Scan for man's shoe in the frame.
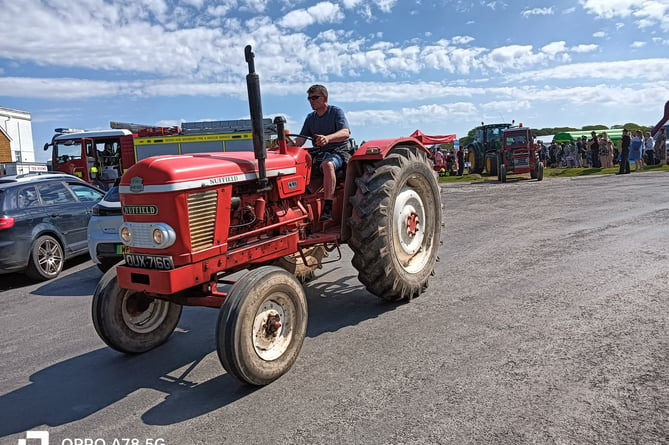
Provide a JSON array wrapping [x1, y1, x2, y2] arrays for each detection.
[[320, 200, 333, 221]]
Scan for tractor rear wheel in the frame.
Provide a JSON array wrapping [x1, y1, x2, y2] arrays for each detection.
[[348, 145, 441, 301], [486, 154, 498, 176], [92, 266, 182, 353], [216, 266, 307, 386], [468, 149, 483, 174]]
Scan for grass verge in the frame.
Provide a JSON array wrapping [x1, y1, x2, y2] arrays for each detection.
[[438, 163, 669, 183]]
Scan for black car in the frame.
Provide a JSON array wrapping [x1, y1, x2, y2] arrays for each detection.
[[0, 172, 105, 280]]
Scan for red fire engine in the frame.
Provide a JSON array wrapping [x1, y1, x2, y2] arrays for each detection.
[[44, 120, 267, 189]]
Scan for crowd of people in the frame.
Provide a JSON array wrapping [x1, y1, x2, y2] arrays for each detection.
[[540, 128, 667, 172]]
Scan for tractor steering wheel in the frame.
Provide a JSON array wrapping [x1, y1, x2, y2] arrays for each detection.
[[286, 134, 318, 152]]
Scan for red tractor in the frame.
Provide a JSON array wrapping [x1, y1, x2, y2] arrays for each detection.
[[497, 125, 544, 182], [91, 45, 442, 386]]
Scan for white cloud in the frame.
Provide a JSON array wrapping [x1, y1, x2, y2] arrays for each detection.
[[541, 41, 567, 56], [571, 44, 599, 53], [521, 7, 554, 18], [484, 1, 508, 11], [451, 35, 475, 45], [507, 58, 669, 82], [278, 2, 345, 30], [580, 0, 669, 31]]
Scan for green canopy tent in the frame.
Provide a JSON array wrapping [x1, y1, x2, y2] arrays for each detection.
[[552, 132, 574, 143], [551, 129, 623, 144]]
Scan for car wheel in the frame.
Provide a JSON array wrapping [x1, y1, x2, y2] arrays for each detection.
[[25, 235, 64, 281]]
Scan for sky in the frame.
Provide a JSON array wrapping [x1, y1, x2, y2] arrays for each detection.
[[1, 0, 669, 163]]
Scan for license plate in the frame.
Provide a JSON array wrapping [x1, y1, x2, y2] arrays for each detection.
[[116, 244, 130, 255], [124, 254, 174, 270]]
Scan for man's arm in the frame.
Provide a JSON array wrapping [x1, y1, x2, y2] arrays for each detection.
[[314, 128, 350, 147]]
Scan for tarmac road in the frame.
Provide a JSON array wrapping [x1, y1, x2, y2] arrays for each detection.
[[1, 171, 667, 445]]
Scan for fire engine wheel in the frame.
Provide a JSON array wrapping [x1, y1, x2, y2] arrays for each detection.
[[25, 235, 64, 281], [349, 145, 441, 301], [536, 162, 545, 181], [216, 266, 308, 386], [272, 245, 327, 282], [91, 267, 182, 354]]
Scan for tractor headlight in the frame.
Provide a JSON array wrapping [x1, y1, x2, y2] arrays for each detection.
[[119, 222, 176, 249], [153, 229, 164, 245], [149, 224, 176, 248], [120, 225, 132, 243]]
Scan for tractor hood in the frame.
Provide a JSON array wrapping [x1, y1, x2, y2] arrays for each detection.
[[119, 151, 301, 194]]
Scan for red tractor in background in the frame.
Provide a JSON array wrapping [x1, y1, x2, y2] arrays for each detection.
[[497, 125, 544, 182], [91, 45, 442, 386]]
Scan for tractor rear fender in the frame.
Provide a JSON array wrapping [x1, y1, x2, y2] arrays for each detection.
[[340, 137, 429, 242]]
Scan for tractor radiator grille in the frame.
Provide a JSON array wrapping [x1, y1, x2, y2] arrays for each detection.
[[188, 190, 218, 251]]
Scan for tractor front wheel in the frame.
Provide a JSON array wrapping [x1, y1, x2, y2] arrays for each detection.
[[499, 163, 507, 182], [216, 266, 308, 386], [349, 145, 441, 301], [91, 266, 182, 353]]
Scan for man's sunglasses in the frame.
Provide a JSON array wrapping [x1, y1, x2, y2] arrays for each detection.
[[308, 95, 322, 101]]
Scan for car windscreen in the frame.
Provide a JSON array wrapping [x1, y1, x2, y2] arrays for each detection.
[[103, 185, 120, 203]]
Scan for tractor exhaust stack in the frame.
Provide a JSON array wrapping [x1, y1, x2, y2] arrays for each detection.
[[245, 45, 268, 188]]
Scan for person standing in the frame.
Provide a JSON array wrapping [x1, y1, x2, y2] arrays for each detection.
[[292, 84, 351, 221], [434, 148, 444, 171], [588, 131, 601, 168], [549, 140, 558, 167], [580, 136, 589, 167], [654, 128, 667, 165], [630, 130, 643, 171], [598, 132, 613, 168], [576, 138, 583, 167], [618, 128, 631, 174], [643, 131, 655, 166], [565, 141, 575, 167], [457, 147, 465, 176]]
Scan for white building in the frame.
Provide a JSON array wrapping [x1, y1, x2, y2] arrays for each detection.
[[0, 106, 36, 163]]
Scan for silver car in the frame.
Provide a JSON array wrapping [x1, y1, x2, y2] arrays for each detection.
[[0, 172, 104, 280], [87, 183, 124, 272]]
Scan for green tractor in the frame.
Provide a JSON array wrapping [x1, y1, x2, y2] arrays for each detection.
[[466, 122, 513, 175]]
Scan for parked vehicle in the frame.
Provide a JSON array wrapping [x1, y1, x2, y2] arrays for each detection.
[[466, 122, 513, 175], [87, 182, 124, 272], [497, 125, 544, 182], [44, 120, 271, 190], [0, 172, 104, 280]]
